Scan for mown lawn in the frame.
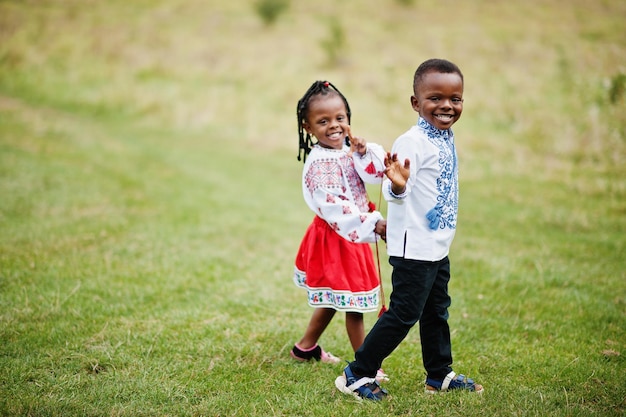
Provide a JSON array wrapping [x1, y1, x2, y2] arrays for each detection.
[[1, 0, 624, 416]]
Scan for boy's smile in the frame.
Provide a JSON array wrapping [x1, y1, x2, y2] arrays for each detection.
[[411, 71, 464, 131]]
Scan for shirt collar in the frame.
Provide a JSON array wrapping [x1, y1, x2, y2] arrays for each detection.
[[417, 117, 452, 140]]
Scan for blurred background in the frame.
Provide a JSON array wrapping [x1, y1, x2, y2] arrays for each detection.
[[2, 0, 624, 159]]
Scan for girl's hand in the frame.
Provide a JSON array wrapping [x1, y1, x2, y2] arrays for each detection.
[[346, 126, 367, 155], [374, 219, 387, 241], [384, 152, 411, 194]]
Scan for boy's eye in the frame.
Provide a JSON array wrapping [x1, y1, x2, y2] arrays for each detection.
[[452, 98, 462, 103]]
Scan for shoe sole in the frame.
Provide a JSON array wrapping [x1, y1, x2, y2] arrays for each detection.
[[290, 349, 341, 364], [290, 351, 310, 362], [321, 353, 341, 364], [334, 375, 362, 401], [425, 385, 484, 394]]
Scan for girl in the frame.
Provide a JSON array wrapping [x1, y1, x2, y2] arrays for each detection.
[[291, 81, 387, 381]]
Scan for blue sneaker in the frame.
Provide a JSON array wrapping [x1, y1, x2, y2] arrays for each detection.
[[425, 371, 483, 394], [334, 364, 388, 401]]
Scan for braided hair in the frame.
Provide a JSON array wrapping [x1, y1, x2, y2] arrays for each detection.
[[296, 80, 351, 163]]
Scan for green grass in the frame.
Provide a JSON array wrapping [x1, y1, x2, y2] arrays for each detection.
[[1, 0, 625, 416]]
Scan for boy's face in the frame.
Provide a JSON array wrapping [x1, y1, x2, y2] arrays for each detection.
[[411, 71, 464, 130], [303, 95, 350, 150]]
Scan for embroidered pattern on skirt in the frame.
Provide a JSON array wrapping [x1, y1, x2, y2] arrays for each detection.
[[294, 268, 379, 313]]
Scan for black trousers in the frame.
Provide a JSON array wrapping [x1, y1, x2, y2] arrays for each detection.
[[351, 256, 453, 380]]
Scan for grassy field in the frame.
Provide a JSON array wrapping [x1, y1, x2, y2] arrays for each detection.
[[1, 0, 625, 416]]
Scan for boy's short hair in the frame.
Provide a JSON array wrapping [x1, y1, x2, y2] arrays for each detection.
[[413, 59, 463, 93]]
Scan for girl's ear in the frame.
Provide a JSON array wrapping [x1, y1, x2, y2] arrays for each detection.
[[302, 121, 312, 135]]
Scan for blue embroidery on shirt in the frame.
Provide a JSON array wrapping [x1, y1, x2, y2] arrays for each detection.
[[418, 118, 458, 230]]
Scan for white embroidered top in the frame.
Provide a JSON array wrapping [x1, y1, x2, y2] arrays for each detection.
[[302, 143, 387, 243], [383, 118, 459, 261]]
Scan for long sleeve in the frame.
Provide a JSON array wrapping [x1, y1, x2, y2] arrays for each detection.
[[352, 143, 386, 185], [383, 122, 458, 261], [382, 136, 415, 204], [302, 146, 383, 244]]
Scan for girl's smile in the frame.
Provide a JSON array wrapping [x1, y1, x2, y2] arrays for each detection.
[[303, 95, 350, 150]]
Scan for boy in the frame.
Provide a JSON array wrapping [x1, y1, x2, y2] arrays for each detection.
[[335, 59, 483, 401]]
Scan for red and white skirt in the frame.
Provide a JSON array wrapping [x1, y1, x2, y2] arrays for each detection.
[[293, 216, 380, 313]]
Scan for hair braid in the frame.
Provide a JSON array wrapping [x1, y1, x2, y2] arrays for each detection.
[[296, 80, 351, 163]]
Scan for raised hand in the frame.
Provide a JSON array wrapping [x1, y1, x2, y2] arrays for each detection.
[[384, 152, 410, 194], [346, 126, 367, 156]]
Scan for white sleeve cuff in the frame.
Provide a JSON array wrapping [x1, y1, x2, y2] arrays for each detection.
[[388, 181, 408, 200]]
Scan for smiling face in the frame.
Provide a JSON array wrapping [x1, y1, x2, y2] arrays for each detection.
[[302, 94, 349, 150], [411, 71, 464, 130]]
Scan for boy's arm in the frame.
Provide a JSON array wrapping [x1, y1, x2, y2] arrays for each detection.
[[384, 152, 411, 197]]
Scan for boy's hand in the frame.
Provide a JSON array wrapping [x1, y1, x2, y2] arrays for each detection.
[[346, 126, 367, 155], [384, 152, 410, 194]]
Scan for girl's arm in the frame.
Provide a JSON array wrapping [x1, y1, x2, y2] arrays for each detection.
[[304, 159, 383, 244], [346, 129, 386, 184], [352, 142, 387, 184]]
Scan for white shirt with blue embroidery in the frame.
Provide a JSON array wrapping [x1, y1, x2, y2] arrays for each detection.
[[383, 118, 459, 261]]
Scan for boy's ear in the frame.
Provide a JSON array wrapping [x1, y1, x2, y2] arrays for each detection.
[[410, 95, 420, 113]]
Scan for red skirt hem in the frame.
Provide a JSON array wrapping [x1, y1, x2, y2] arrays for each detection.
[[293, 216, 380, 312]]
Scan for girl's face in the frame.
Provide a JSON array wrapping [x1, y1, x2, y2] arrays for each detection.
[[303, 95, 349, 150], [411, 71, 464, 130]]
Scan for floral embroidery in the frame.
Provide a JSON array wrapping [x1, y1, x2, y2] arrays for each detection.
[[339, 155, 369, 212], [293, 268, 379, 312], [302, 146, 383, 246], [418, 118, 458, 230], [294, 145, 384, 314], [305, 159, 343, 194], [304, 149, 374, 216]]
